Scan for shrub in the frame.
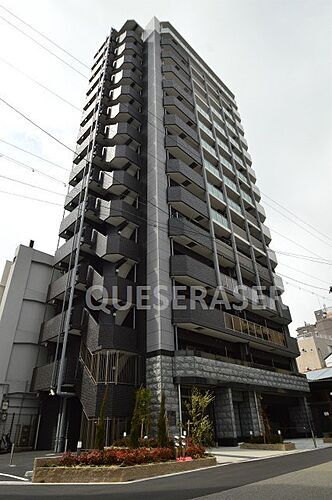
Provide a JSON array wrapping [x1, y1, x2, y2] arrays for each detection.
[[185, 445, 205, 459], [112, 436, 130, 448], [248, 434, 283, 444], [58, 447, 176, 467]]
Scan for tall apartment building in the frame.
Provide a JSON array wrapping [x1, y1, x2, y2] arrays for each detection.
[[0, 243, 53, 448], [32, 18, 309, 450]]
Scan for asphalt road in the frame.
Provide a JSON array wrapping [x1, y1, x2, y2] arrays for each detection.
[[0, 447, 331, 499]]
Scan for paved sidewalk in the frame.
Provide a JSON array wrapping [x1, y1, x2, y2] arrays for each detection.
[[208, 437, 332, 464], [0, 450, 56, 481], [194, 460, 332, 499]]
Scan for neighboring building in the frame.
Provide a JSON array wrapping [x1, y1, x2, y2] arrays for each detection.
[[0, 243, 53, 448], [296, 308, 332, 373], [325, 353, 332, 368], [306, 368, 332, 437], [32, 18, 309, 450]]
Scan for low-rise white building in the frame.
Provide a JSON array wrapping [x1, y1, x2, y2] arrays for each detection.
[[0, 243, 53, 448]]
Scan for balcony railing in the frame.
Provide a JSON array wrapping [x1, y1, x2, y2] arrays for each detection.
[[201, 139, 217, 158], [196, 105, 211, 122], [224, 176, 239, 193], [211, 208, 230, 230], [203, 159, 221, 179], [219, 155, 235, 173], [224, 312, 286, 346], [208, 183, 225, 203], [228, 197, 243, 215], [199, 121, 214, 139], [241, 189, 254, 205]]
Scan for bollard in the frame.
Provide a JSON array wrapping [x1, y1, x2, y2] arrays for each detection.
[[9, 443, 15, 467]]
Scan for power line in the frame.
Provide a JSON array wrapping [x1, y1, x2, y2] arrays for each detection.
[[1, 94, 330, 269], [261, 191, 332, 245], [0, 138, 71, 172], [282, 280, 332, 303], [0, 14, 88, 79], [0, 4, 90, 69], [278, 273, 329, 292], [0, 189, 63, 207], [264, 198, 332, 249], [0, 174, 65, 196], [0, 56, 81, 111], [0, 152, 67, 186], [270, 226, 329, 262], [1, 10, 330, 261], [0, 96, 78, 156], [274, 250, 331, 264], [1, 167, 331, 298], [278, 262, 331, 285]]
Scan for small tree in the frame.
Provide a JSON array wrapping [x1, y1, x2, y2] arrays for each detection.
[[129, 386, 151, 448], [157, 392, 168, 447], [185, 387, 214, 446], [261, 406, 273, 444], [95, 385, 108, 450]]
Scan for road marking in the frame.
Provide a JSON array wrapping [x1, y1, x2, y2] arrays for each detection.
[[0, 472, 28, 481]]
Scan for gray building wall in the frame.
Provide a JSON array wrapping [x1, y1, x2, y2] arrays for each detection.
[[0, 244, 53, 446]]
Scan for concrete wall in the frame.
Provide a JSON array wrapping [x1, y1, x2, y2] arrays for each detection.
[[0, 244, 53, 445]]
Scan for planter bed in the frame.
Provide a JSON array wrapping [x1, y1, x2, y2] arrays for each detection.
[[32, 456, 216, 483], [323, 437, 332, 443], [240, 442, 295, 451]]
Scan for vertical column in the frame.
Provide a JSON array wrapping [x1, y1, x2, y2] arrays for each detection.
[[144, 18, 177, 434], [240, 391, 261, 436], [214, 387, 237, 445]]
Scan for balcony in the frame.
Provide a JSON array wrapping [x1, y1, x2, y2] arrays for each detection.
[[161, 48, 190, 76], [215, 240, 235, 265], [95, 232, 141, 263], [165, 135, 201, 165], [115, 40, 142, 59], [107, 103, 142, 125], [169, 217, 212, 258], [99, 199, 140, 227], [101, 145, 142, 171], [31, 361, 76, 392], [112, 54, 142, 74], [162, 64, 191, 89], [163, 79, 194, 107], [59, 197, 99, 239], [170, 254, 217, 289], [256, 203, 266, 222], [224, 312, 286, 347], [167, 185, 208, 221], [173, 300, 226, 334], [54, 226, 94, 268], [109, 85, 143, 106], [238, 251, 255, 275], [274, 273, 284, 293], [48, 262, 89, 302], [111, 69, 143, 89], [163, 95, 196, 123], [166, 159, 204, 193], [116, 30, 142, 46], [208, 183, 226, 209], [164, 114, 199, 145], [267, 248, 278, 268], [40, 306, 83, 344], [211, 209, 231, 236], [161, 33, 189, 62]]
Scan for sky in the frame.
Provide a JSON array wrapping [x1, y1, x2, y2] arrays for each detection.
[[0, 0, 331, 336]]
